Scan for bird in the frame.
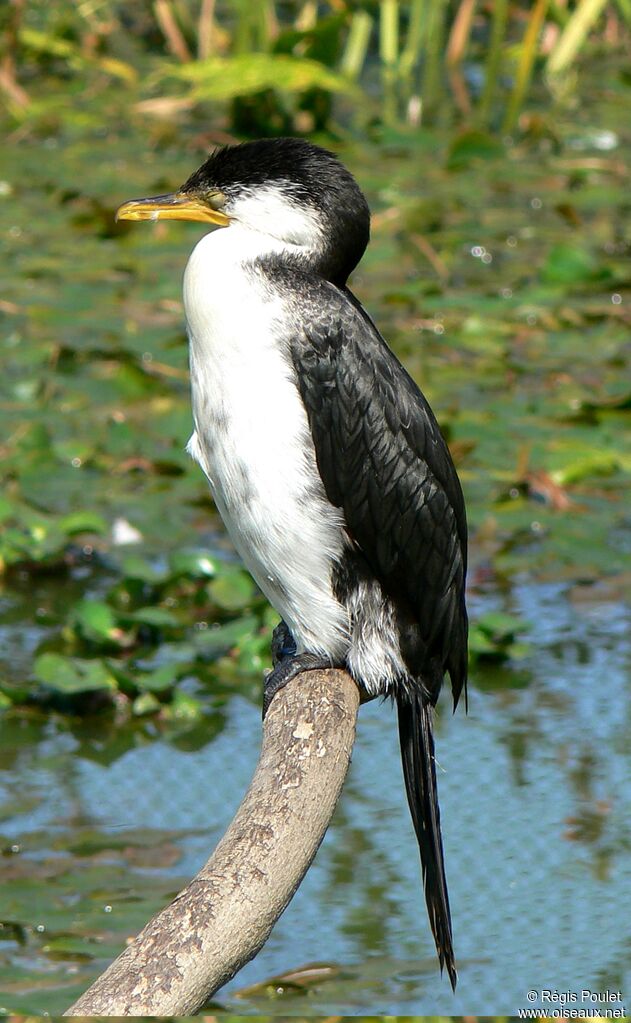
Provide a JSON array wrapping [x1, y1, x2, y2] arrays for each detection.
[[116, 137, 468, 989]]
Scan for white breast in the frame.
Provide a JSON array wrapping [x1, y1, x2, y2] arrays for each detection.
[[183, 226, 349, 661]]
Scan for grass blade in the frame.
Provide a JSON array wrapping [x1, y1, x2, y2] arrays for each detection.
[[340, 10, 373, 81], [502, 0, 549, 133], [477, 0, 508, 125], [547, 0, 609, 73]]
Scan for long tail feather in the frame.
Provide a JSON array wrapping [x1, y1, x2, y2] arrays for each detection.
[[397, 689, 456, 990]]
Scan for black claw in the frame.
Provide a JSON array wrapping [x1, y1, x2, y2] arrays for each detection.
[[263, 651, 335, 718]]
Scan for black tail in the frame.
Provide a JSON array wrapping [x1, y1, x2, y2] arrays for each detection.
[[397, 689, 456, 990]]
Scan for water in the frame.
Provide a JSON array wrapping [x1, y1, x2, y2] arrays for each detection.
[[1, 581, 629, 1015]]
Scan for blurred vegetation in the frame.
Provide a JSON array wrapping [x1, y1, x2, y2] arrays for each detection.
[[0, 0, 630, 134], [1, 0, 630, 718]]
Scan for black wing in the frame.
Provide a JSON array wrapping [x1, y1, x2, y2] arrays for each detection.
[[288, 276, 468, 706], [283, 271, 467, 985]]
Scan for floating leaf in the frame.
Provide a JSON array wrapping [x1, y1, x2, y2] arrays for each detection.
[[132, 692, 161, 716], [33, 654, 117, 695], [168, 550, 217, 578], [193, 616, 259, 656], [136, 664, 181, 693], [470, 612, 531, 663], [552, 452, 622, 485], [119, 555, 169, 584], [478, 611, 529, 639], [541, 243, 597, 284], [42, 935, 96, 961], [234, 632, 269, 676], [124, 606, 181, 628], [57, 511, 108, 535], [207, 570, 257, 611], [69, 600, 119, 643], [166, 691, 203, 721]]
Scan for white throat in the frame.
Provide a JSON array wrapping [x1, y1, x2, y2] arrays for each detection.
[[182, 222, 293, 345], [182, 217, 350, 663]]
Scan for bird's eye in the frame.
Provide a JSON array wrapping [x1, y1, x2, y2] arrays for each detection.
[[206, 190, 226, 211]]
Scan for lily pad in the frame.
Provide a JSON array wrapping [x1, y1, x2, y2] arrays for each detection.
[[32, 653, 117, 696]]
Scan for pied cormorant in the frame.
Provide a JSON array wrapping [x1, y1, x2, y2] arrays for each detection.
[[117, 138, 468, 989]]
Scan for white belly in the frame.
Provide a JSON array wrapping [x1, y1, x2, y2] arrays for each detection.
[[183, 229, 349, 660]]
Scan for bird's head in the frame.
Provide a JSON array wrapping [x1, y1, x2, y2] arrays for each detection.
[[116, 138, 370, 286]]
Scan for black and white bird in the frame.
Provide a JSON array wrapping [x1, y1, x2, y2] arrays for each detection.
[[117, 138, 468, 989]]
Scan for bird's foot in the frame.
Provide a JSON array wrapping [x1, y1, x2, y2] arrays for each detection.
[[271, 619, 297, 667], [263, 647, 336, 719]]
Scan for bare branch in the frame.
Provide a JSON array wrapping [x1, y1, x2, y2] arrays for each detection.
[[64, 668, 360, 1017]]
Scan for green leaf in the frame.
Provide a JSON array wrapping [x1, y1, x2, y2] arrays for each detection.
[[119, 555, 169, 584], [33, 654, 117, 695], [0, 497, 15, 524], [18, 27, 137, 83], [125, 606, 181, 628], [193, 616, 259, 656], [552, 451, 622, 485], [132, 692, 161, 716], [57, 511, 108, 535], [478, 611, 529, 639], [41, 935, 96, 961], [160, 53, 357, 102], [508, 641, 531, 660], [168, 550, 217, 578], [469, 627, 498, 655], [70, 600, 118, 642], [136, 664, 181, 693], [207, 570, 256, 611], [541, 243, 597, 284], [235, 632, 269, 675], [0, 677, 32, 705], [166, 691, 202, 721]]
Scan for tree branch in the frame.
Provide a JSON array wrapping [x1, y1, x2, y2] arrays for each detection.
[[64, 668, 360, 1017]]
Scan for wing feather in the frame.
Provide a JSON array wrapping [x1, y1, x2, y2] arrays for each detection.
[[284, 274, 468, 704]]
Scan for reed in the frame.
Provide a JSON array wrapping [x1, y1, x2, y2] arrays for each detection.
[[2, 0, 628, 134]]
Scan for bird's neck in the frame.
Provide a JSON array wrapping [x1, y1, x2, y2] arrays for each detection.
[[190, 223, 324, 278], [183, 225, 330, 328], [182, 226, 302, 354]]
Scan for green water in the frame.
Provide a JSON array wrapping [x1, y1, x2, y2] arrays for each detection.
[[1, 56, 630, 1015]]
